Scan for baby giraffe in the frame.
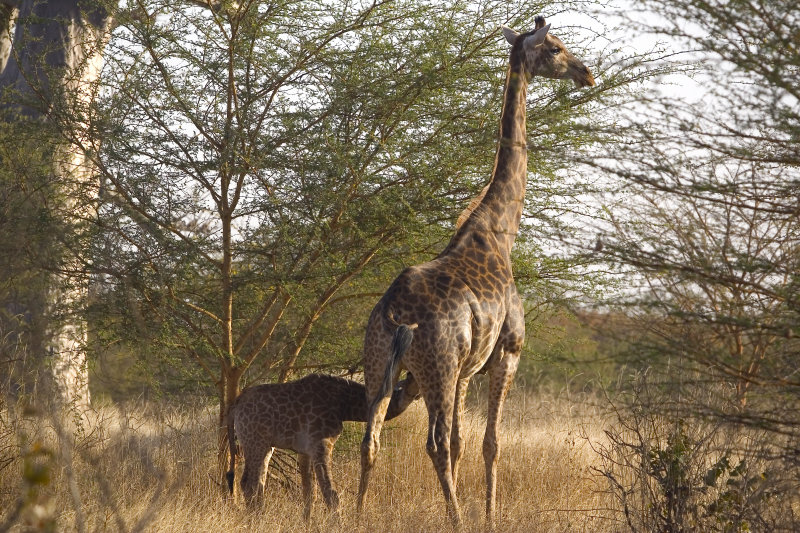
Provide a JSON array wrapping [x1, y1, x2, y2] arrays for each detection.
[[226, 373, 419, 520]]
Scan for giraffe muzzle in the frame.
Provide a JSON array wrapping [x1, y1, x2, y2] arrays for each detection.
[[573, 65, 596, 88]]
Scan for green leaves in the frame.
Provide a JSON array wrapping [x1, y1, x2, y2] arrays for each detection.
[[89, 1, 573, 392]]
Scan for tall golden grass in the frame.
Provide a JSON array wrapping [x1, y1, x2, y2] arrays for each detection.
[[0, 386, 620, 532]]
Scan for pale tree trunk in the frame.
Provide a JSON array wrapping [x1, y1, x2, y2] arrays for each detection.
[[0, 4, 15, 72], [0, 0, 113, 410]]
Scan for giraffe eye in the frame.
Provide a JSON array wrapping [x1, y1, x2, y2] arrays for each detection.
[[550, 47, 561, 55]]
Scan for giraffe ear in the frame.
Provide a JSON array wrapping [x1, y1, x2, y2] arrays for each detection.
[[501, 25, 519, 45], [527, 23, 550, 47]]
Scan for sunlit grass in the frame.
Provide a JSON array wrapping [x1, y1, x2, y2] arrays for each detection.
[[0, 387, 619, 532]]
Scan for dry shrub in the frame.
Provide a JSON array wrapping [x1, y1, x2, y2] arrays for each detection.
[[592, 372, 800, 533]]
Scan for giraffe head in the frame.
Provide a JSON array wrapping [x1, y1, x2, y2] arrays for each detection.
[[502, 16, 595, 88]]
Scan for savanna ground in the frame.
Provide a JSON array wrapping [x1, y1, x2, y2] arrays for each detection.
[[0, 382, 619, 533]]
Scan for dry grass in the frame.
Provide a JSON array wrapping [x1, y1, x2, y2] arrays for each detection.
[[0, 387, 621, 532]]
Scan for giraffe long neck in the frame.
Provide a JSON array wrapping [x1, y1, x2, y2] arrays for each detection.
[[446, 48, 528, 255]]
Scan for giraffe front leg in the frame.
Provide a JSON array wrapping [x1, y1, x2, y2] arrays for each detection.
[[483, 348, 519, 529], [298, 454, 316, 521]]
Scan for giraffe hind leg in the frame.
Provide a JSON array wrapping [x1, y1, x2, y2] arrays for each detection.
[[299, 453, 315, 521], [358, 325, 412, 511], [357, 392, 393, 512], [451, 376, 470, 488], [423, 383, 463, 529]]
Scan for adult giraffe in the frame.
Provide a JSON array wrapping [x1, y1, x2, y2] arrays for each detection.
[[356, 17, 595, 528]]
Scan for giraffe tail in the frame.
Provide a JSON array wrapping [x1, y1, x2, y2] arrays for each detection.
[[375, 324, 416, 407], [225, 407, 237, 495]]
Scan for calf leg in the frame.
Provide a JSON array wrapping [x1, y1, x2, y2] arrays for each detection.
[[312, 439, 340, 515], [298, 454, 315, 521]]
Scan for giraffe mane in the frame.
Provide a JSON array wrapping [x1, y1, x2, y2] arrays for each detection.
[[455, 183, 490, 229]]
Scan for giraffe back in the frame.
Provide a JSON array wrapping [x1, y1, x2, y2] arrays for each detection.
[[231, 374, 419, 456]]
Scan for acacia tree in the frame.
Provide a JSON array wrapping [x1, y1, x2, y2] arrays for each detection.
[[76, 0, 548, 426], [598, 161, 797, 403], [581, 0, 800, 459], [555, 5, 800, 527], [0, 0, 673, 418], [74, 0, 656, 427]]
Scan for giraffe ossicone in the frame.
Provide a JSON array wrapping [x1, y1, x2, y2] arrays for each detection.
[[357, 16, 594, 529]]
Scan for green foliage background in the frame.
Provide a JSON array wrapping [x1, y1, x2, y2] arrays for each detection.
[[58, 0, 647, 401]]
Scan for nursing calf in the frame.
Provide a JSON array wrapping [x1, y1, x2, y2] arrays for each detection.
[[226, 373, 419, 519]]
